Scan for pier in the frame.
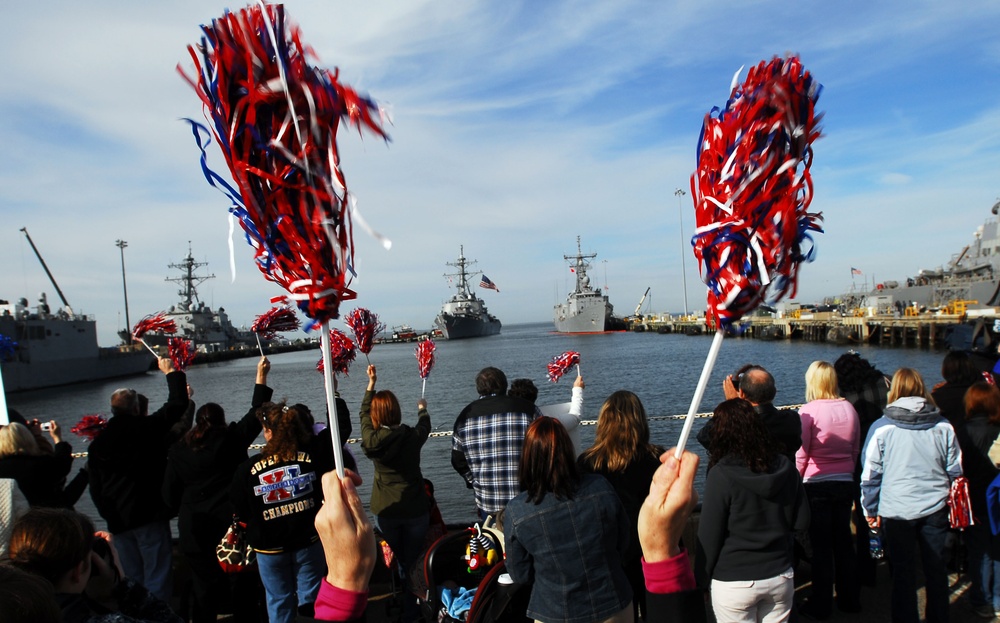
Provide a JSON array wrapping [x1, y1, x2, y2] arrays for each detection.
[[624, 307, 999, 348]]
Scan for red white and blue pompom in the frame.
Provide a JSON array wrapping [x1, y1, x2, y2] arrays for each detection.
[[132, 313, 177, 341], [415, 339, 436, 380], [71, 414, 108, 441], [546, 351, 580, 383], [168, 338, 197, 372], [251, 306, 301, 341], [345, 308, 385, 355], [179, 3, 389, 325], [316, 329, 356, 376], [0, 334, 17, 361], [691, 55, 824, 326]]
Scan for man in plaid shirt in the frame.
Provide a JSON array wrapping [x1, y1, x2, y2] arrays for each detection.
[[452, 367, 540, 519]]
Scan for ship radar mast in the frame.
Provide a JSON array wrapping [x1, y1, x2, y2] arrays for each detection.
[[166, 243, 215, 313], [564, 236, 598, 294], [444, 245, 482, 300]]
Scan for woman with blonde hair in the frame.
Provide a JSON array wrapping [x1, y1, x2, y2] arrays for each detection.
[[579, 390, 664, 620], [231, 401, 334, 623], [0, 420, 79, 508], [795, 361, 861, 619], [359, 364, 430, 623], [861, 368, 961, 623]]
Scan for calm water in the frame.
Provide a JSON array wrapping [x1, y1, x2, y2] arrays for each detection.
[[8, 322, 949, 527]]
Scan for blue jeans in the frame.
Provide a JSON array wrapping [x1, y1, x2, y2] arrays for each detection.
[[883, 508, 951, 623], [256, 541, 326, 623], [114, 520, 173, 603], [804, 481, 860, 614], [966, 522, 1000, 611], [376, 513, 429, 623]]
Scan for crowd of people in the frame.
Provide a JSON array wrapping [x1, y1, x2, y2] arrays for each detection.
[[1, 348, 999, 623]]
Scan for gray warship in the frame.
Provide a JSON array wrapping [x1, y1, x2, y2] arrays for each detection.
[[433, 246, 501, 340], [139, 247, 257, 352], [832, 200, 1000, 312], [1, 229, 150, 393], [553, 236, 626, 333]]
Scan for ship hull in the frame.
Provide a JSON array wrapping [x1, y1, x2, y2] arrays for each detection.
[[0, 316, 151, 393], [436, 313, 501, 340], [554, 298, 625, 333], [864, 279, 1000, 309]]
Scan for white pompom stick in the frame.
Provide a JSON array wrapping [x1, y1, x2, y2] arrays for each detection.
[[675, 329, 725, 459], [320, 321, 345, 478]]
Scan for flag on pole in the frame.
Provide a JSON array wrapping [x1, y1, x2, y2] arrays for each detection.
[[480, 275, 500, 292], [851, 267, 863, 275]]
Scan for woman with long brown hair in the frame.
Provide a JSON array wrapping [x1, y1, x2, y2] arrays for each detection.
[[506, 416, 633, 623], [359, 364, 431, 623], [162, 356, 272, 623], [697, 398, 808, 623], [578, 390, 664, 620], [230, 393, 334, 623], [860, 368, 961, 623]]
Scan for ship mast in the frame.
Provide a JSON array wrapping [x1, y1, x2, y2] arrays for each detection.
[[564, 236, 597, 294], [444, 245, 482, 299], [166, 243, 215, 312]]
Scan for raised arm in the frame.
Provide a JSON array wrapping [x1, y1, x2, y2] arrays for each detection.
[[150, 357, 190, 433], [234, 357, 272, 445]]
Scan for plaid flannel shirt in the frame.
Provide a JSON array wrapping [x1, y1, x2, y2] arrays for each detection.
[[452, 394, 539, 514]]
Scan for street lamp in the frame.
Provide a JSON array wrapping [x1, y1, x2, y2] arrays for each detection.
[[115, 240, 131, 345], [674, 188, 689, 316]]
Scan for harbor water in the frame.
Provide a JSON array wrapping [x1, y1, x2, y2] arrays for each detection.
[[8, 322, 951, 528]]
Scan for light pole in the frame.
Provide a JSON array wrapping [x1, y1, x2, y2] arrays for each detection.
[[675, 188, 689, 316], [115, 240, 131, 345]]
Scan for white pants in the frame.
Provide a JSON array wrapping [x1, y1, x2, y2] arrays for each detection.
[[710, 568, 795, 623]]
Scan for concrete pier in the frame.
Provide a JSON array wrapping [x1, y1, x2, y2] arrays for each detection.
[[624, 310, 990, 348]]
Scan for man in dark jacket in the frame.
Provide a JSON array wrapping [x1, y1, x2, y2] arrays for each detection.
[[697, 364, 802, 462], [87, 356, 190, 603], [451, 367, 539, 519]]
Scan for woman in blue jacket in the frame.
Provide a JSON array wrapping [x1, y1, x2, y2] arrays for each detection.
[[861, 368, 962, 623], [505, 416, 633, 623]]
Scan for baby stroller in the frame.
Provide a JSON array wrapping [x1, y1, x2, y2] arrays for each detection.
[[415, 524, 522, 623]]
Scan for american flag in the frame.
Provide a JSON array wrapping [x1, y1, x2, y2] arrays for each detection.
[[851, 267, 863, 276], [480, 275, 500, 292]]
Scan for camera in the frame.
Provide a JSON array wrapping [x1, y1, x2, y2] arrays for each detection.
[[40, 422, 53, 432], [90, 537, 118, 580]]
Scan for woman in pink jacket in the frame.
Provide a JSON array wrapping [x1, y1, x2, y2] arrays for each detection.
[[796, 360, 862, 620]]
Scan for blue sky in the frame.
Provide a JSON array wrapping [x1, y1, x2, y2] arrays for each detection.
[[1, 1, 999, 345]]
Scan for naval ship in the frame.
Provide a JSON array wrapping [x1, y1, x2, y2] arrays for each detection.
[[1, 229, 150, 393], [832, 200, 1000, 312], [433, 247, 501, 340], [138, 247, 257, 352], [554, 237, 626, 333]]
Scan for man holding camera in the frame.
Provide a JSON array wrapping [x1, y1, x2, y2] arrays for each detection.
[[697, 364, 802, 462]]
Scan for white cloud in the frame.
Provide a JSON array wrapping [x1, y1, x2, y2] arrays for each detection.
[[1, 0, 999, 344]]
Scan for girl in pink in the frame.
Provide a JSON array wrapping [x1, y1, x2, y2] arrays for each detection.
[[795, 360, 862, 620]]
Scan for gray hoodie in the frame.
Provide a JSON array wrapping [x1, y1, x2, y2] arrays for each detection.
[[860, 396, 962, 521]]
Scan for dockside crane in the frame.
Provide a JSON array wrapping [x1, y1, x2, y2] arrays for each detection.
[[19, 227, 75, 319], [632, 287, 651, 320]]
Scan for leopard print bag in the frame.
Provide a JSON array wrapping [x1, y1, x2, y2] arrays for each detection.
[[216, 515, 256, 573]]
